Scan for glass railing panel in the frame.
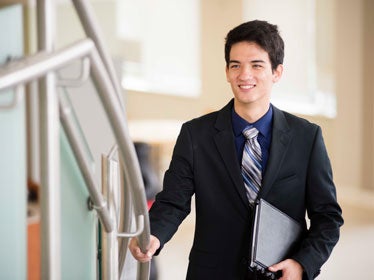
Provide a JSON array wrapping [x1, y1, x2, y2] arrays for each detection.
[[59, 87, 95, 170], [0, 90, 27, 280], [0, 4, 27, 280], [57, 62, 117, 185], [60, 126, 97, 280], [58, 64, 120, 278], [58, 81, 111, 279]]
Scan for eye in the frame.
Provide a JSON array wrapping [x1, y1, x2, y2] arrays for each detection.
[[230, 64, 239, 69], [253, 64, 262, 69]]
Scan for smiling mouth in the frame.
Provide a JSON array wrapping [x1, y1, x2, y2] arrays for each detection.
[[239, 84, 255, 89]]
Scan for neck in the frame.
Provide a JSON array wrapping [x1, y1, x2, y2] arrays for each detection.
[[234, 100, 270, 123]]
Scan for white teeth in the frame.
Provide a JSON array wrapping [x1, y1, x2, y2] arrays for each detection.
[[240, 85, 255, 89]]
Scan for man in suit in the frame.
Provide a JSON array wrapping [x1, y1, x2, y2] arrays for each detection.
[[129, 20, 343, 280]]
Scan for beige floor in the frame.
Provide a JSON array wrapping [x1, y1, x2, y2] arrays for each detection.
[[155, 200, 374, 280]]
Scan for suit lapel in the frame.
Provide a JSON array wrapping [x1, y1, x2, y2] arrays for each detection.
[[213, 100, 250, 211], [260, 106, 292, 198]]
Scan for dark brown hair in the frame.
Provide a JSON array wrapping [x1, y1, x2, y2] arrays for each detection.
[[225, 20, 284, 71]]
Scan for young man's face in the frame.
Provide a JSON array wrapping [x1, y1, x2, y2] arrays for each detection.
[[226, 41, 283, 111]]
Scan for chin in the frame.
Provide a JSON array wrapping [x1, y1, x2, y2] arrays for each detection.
[[236, 96, 259, 104]]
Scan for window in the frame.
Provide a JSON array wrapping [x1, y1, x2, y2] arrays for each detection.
[[243, 0, 336, 117], [117, 0, 201, 97]]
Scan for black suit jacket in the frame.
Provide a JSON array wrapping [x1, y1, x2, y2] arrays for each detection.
[[149, 99, 343, 280]]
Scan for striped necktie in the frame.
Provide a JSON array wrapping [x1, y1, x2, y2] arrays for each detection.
[[241, 126, 262, 204]]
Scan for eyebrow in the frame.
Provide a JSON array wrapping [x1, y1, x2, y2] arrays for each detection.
[[228, 59, 266, 64], [250, 59, 266, 64], [228, 60, 240, 64]]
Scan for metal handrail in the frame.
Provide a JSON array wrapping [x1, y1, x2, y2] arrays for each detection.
[[103, 145, 135, 278], [0, 40, 94, 90], [0, 38, 151, 279], [110, 149, 145, 236], [59, 90, 114, 233], [102, 144, 148, 280]]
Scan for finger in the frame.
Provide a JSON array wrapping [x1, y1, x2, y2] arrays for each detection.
[[134, 248, 152, 263], [268, 261, 284, 272], [128, 239, 152, 262], [128, 238, 140, 254], [146, 237, 160, 257]]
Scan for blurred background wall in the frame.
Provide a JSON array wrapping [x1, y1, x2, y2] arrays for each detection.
[[33, 0, 373, 205]]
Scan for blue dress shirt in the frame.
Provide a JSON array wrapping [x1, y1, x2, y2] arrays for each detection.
[[231, 105, 273, 173]]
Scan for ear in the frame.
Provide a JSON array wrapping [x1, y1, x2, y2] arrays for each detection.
[[272, 64, 283, 83]]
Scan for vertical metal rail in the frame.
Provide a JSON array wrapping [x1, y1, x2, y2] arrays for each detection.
[[101, 148, 119, 280], [37, 0, 61, 279], [118, 156, 134, 278], [103, 145, 139, 279]]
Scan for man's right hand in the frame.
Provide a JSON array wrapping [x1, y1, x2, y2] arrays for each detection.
[[128, 235, 161, 263]]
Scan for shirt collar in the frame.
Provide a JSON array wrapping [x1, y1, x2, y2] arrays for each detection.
[[232, 105, 273, 138]]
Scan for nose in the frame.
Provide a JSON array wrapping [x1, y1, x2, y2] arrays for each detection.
[[238, 65, 253, 81]]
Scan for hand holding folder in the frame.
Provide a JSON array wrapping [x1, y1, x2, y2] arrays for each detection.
[[250, 199, 303, 280]]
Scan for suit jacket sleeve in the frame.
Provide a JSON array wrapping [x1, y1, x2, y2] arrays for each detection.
[[291, 126, 343, 279], [149, 123, 195, 252]]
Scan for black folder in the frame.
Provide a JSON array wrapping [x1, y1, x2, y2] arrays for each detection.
[[250, 199, 303, 279]]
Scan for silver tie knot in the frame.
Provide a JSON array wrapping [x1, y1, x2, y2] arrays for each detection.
[[243, 126, 259, 140]]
